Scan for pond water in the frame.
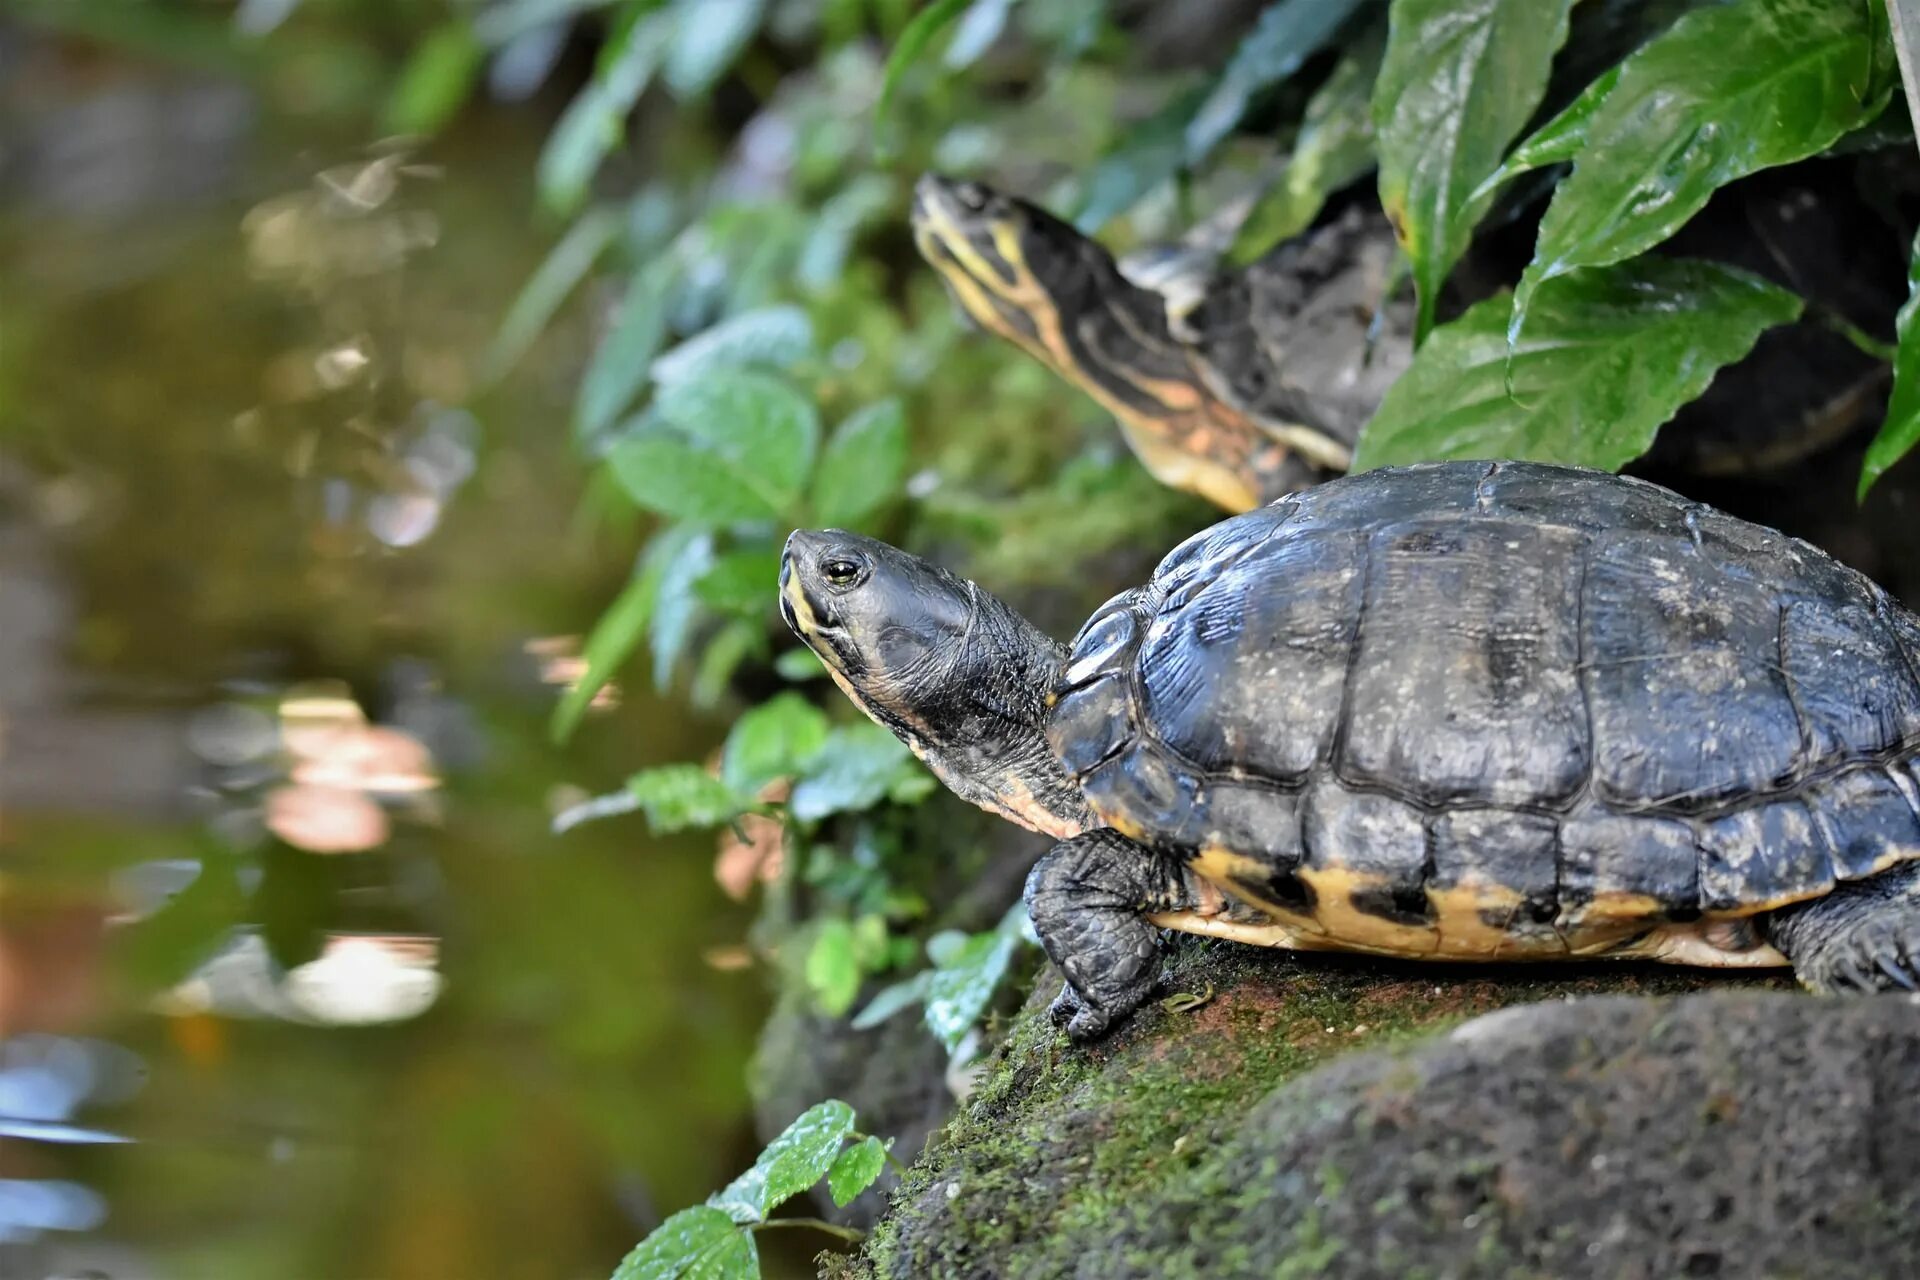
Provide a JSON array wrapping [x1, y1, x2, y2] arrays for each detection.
[[0, 33, 796, 1280]]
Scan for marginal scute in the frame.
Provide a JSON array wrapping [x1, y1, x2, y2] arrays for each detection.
[[1559, 810, 1699, 925], [1048, 676, 1135, 780], [1430, 809, 1558, 930], [1697, 799, 1833, 913], [1300, 779, 1427, 896], [1803, 766, 1920, 880], [1195, 780, 1302, 870]]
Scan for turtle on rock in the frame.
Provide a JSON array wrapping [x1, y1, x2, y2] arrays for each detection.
[[781, 461, 1920, 1039]]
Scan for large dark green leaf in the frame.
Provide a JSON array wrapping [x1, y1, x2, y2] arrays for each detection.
[[1374, 0, 1576, 344], [611, 1204, 737, 1280], [811, 399, 907, 527], [1860, 227, 1920, 500], [1183, 0, 1367, 164], [1230, 17, 1384, 264], [1510, 0, 1894, 340], [653, 372, 820, 513], [709, 1099, 856, 1223], [1354, 257, 1802, 472]]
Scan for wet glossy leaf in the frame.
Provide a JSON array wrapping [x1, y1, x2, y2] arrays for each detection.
[[1230, 17, 1383, 264], [1511, 0, 1894, 339], [1354, 257, 1802, 473], [875, 0, 974, 150], [654, 372, 820, 513], [805, 920, 863, 1015], [650, 529, 717, 686], [651, 305, 814, 386], [538, 9, 674, 214], [663, 0, 764, 96], [550, 525, 702, 743], [850, 973, 929, 1029], [710, 1099, 856, 1222], [611, 1204, 737, 1280], [924, 914, 1020, 1051], [487, 207, 620, 379], [1184, 0, 1366, 164], [384, 21, 484, 135], [811, 399, 907, 527], [625, 764, 747, 833], [1860, 228, 1920, 500], [692, 547, 783, 615], [681, 1229, 755, 1280], [827, 1136, 891, 1207], [576, 258, 679, 448], [721, 692, 830, 793], [1487, 63, 1619, 186], [1374, 0, 1575, 343], [607, 432, 783, 524], [789, 724, 930, 822]]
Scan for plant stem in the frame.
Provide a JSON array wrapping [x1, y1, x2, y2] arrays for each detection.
[[749, 1217, 865, 1244], [1816, 305, 1899, 363]]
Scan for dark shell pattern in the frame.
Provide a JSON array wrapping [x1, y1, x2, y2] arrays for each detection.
[[1046, 461, 1920, 955]]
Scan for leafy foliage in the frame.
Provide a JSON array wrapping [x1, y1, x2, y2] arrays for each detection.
[[853, 904, 1032, 1056], [1861, 229, 1920, 500]]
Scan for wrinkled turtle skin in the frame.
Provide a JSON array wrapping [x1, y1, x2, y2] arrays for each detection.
[[913, 153, 1914, 513], [782, 462, 1920, 1039]]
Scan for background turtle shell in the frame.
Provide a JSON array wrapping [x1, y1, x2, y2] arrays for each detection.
[[1046, 461, 1920, 952]]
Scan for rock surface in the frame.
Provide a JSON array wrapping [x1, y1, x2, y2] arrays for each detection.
[[839, 937, 1920, 1279]]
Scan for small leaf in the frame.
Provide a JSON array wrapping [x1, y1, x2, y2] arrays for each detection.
[[774, 648, 825, 681], [1374, 0, 1577, 344], [537, 9, 675, 213], [1481, 63, 1620, 192], [788, 724, 928, 822], [710, 1100, 857, 1223], [1184, 0, 1366, 164], [811, 399, 907, 527], [690, 617, 762, 710], [827, 1136, 892, 1207], [1230, 17, 1384, 264], [650, 529, 717, 688], [651, 305, 814, 386], [924, 921, 1018, 1051], [1860, 227, 1920, 500], [625, 764, 748, 833], [806, 920, 863, 1016], [549, 525, 700, 744], [1353, 257, 1803, 473], [663, 0, 765, 96], [693, 547, 784, 615], [607, 432, 783, 525], [682, 1229, 756, 1280], [874, 0, 974, 151], [384, 21, 484, 135], [487, 207, 621, 379], [576, 258, 679, 448], [611, 1204, 737, 1280], [850, 973, 930, 1030], [654, 372, 820, 513], [1160, 982, 1215, 1014], [721, 692, 830, 794], [1510, 0, 1894, 342]]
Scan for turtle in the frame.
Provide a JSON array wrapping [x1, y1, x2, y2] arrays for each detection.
[[911, 157, 1911, 514], [781, 460, 1920, 1039]]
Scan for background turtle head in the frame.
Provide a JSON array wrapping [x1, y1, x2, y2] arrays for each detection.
[[781, 528, 1092, 837], [912, 173, 1315, 513]]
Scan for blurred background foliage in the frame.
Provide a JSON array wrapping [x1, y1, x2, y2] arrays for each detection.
[[4, 0, 1920, 1278]]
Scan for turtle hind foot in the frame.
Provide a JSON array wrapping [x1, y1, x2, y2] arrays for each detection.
[[1770, 861, 1920, 994]]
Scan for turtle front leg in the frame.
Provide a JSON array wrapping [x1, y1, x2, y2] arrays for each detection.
[[1768, 861, 1920, 992], [1025, 829, 1195, 1040]]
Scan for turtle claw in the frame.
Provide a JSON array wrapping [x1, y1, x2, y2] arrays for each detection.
[[1047, 982, 1083, 1028], [1875, 954, 1918, 991]]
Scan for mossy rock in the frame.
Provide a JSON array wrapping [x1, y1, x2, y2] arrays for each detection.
[[839, 937, 1920, 1279]]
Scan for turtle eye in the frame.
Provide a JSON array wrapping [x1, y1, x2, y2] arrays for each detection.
[[954, 181, 990, 213], [820, 555, 870, 589]]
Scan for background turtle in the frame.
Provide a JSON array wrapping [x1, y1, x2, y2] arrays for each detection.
[[782, 460, 1920, 1039], [912, 156, 1912, 513]]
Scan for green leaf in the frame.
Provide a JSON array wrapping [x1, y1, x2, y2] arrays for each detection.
[[654, 372, 820, 513], [693, 547, 783, 614], [1510, 0, 1894, 342], [549, 525, 701, 743], [789, 724, 929, 822], [625, 764, 748, 833], [774, 647, 825, 681], [577, 258, 679, 448], [1074, 83, 1210, 232], [663, 0, 765, 96], [826, 1136, 891, 1207], [487, 207, 621, 379], [682, 1230, 755, 1280], [721, 692, 830, 793], [923, 912, 1021, 1051], [811, 399, 907, 527], [850, 973, 930, 1030], [1353, 257, 1803, 473], [607, 432, 783, 524], [1482, 63, 1620, 191], [945, 0, 1018, 68], [710, 1100, 857, 1223], [1230, 17, 1384, 264], [1374, 0, 1576, 344], [1860, 227, 1920, 500], [650, 529, 717, 688], [874, 0, 974, 152], [1184, 0, 1366, 164], [474, 0, 617, 45], [651, 305, 814, 386], [384, 21, 485, 135], [611, 1204, 738, 1280], [805, 920, 864, 1015], [116, 850, 247, 991], [537, 10, 675, 214]]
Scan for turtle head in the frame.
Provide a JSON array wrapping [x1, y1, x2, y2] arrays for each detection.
[[912, 173, 1306, 513], [781, 529, 1091, 838]]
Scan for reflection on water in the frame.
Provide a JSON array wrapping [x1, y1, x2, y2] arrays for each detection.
[[1, 29, 782, 1280]]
